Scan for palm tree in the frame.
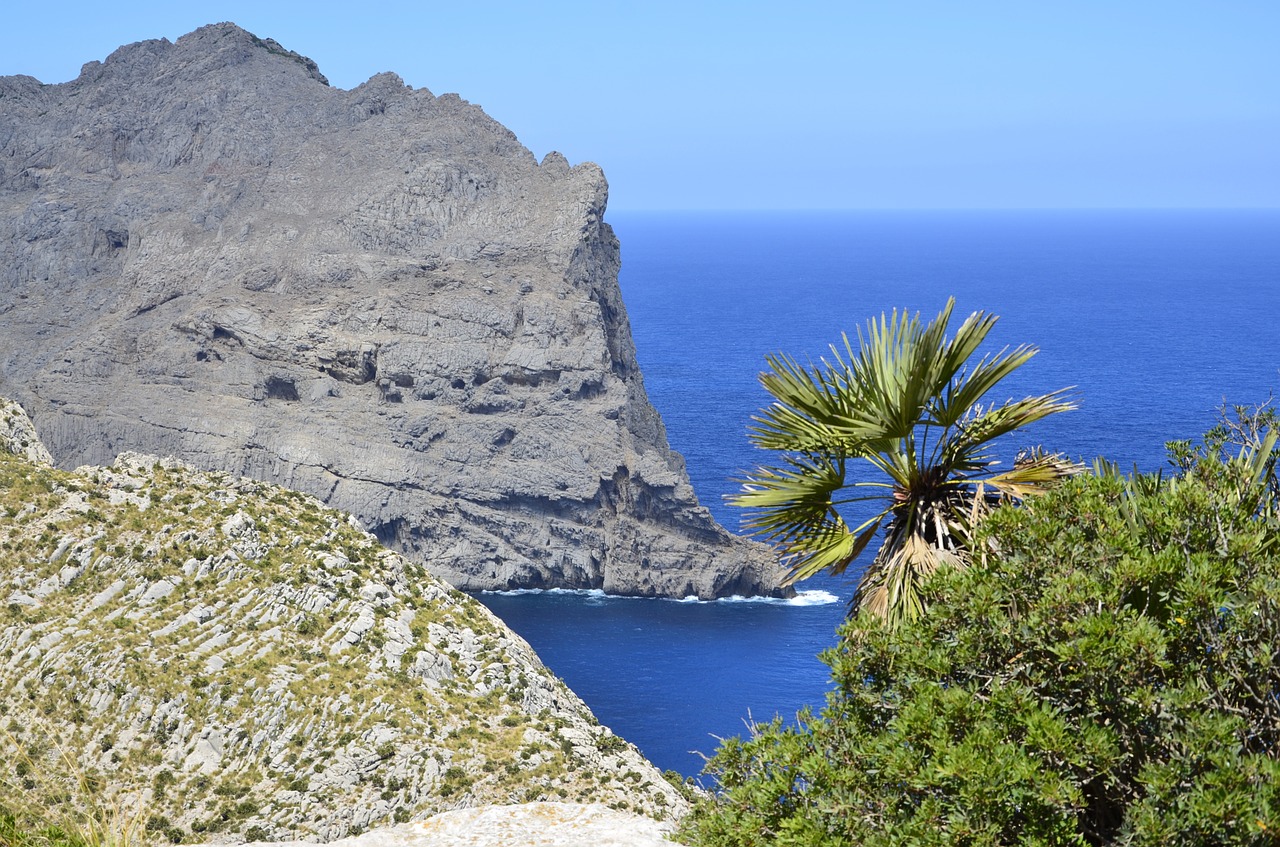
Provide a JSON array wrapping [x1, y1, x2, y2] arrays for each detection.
[[734, 298, 1081, 628]]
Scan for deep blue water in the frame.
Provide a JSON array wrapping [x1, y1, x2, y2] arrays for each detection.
[[477, 210, 1280, 779]]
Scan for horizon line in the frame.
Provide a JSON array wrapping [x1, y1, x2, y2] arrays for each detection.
[[606, 205, 1280, 214]]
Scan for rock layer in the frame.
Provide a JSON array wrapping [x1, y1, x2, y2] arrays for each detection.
[[0, 23, 783, 598]]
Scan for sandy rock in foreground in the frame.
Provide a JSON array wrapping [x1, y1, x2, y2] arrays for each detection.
[[246, 803, 676, 847]]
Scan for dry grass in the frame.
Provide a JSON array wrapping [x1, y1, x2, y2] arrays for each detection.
[[1, 729, 153, 847]]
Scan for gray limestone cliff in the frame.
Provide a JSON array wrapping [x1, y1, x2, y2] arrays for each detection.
[[0, 397, 691, 841], [0, 23, 784, 599]]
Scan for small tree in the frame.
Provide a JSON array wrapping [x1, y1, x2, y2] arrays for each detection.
[[735, 298, 1079, 626]]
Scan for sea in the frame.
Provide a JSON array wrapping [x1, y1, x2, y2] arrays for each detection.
[[477, 209, 1280, 779]]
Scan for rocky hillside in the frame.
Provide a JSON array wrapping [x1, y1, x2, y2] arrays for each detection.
[[0, 398, 688, 842], [0, 23, 782, 599]]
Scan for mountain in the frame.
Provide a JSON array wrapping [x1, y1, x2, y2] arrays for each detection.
[[0, 397, 689, 841], [0, 23, 783, 599]]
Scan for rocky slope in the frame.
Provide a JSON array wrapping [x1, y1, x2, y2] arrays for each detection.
[[0, 398, 690, 842], [0, 23, 782, 599]]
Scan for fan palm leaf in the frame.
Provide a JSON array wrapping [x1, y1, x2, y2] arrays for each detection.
[[734, 298, 1082, 627]]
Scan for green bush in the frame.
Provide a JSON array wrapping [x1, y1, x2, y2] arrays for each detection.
[[0, 807, 85, 847], [681, 436, 1280, 846]]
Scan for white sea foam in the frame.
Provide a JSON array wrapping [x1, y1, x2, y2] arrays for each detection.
[[789, 589, 841, 606], [480, 587, 839, 606], [709, 589, 839, 607], [482, 587, 609, 598]]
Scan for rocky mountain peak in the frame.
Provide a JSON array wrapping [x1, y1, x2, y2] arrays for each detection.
[[77, 22, 330, 89], [0, 25, 784, 599]]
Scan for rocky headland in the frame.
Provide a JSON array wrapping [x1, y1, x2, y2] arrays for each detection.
[[0, 23, 783, 599], [0, 397, 690, 842]]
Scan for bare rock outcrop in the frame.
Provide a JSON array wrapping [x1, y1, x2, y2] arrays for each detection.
[[245, 802, 679, 847], [0, 23, 783, 598], [0, 399, 691, 842], [2, 396, 53, 464]]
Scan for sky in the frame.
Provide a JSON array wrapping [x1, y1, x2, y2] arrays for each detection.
[[2, 1, 1276, 211]]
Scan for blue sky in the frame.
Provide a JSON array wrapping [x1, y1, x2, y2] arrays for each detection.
[[3, 1, 1276, 211]]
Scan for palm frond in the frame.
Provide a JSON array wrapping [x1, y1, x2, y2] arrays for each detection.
[[749, 347, 919, 453], [784, 521, 881, 585], [846, 301, 956, 440], [853, 522, 965, 629], [937, 308, 999, 381], [982, 448, 1086, 502], [748, 353, 852, 453], [732, 455, 892, 584], [734, 298, 1076, 628], [939, 391, 1078, 471], [733, 454, 850, 547], [933, 345, 1040, 427]]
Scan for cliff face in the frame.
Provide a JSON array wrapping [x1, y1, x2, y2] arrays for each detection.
[[0, 398, 689, 841], [0, 23, 783, 598]]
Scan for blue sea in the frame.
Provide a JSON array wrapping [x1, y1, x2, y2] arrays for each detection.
[[477, 210, 1280, 779]]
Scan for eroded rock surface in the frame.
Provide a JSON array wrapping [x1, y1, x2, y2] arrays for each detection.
[[0, 399, 691, 841], [0, 23, 783, 599]]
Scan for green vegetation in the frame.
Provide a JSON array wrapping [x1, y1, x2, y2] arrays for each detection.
[[735, 299, 1079, 627], [0, 809, 89, 847], [0, 739, 152, 847], [0, 425, 682, 838], [682, 409, 1280, 846]]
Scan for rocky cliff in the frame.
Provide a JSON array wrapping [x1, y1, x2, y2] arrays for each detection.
[[0, 397, 690, 842], [0, 23, 782, 599]]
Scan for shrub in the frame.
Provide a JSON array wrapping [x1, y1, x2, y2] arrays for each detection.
[[595, 733, 627, 755], [0, 806, 88, 847], [681, 434, 1280, 846]]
